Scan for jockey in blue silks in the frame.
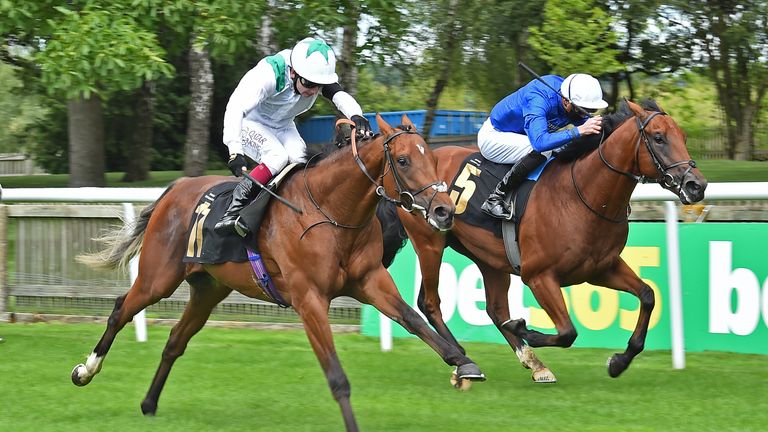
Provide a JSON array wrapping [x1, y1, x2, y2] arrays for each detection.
[[478, 73, 608, 219]]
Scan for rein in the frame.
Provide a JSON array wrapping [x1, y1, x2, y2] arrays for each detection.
[[301, 119, 447, 239], [572, 109, 697, 223]]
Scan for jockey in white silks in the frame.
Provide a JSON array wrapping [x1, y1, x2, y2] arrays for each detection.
[[215, 37, 372, 236]]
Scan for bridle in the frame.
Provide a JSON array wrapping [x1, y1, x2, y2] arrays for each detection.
[[301, 119, 447, 238], [572, 109, 697, 223]]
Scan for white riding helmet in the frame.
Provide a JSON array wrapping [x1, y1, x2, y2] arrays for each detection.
[[560, 73, 608, 110], [290, 37, 338, 85]]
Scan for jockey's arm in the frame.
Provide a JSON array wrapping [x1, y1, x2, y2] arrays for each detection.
[[322, 83, 363, 119], [222, 62, 277, 156], [522, 98, 580, 152], [322, 83, 371, 136]]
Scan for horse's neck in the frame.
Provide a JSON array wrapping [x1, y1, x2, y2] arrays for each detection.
[[574, 128, 640, 217], [311, 142, 385, 225]]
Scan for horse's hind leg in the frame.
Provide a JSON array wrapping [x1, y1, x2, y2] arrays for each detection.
[[502, 272, 578, 348], [141, 273, 231, 416], [292, 289, 359, 432], [479, 265, 555, 383], [71, 257, 186, 387], [588, 258, 655, 378]]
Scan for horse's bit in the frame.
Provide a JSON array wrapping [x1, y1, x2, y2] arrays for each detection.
[[301, 119, 447, 238]]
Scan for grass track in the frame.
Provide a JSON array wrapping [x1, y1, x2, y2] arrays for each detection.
[[1, 322, 766, 432]]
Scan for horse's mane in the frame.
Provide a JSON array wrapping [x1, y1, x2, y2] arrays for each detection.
[[555, 99, 662, 162]]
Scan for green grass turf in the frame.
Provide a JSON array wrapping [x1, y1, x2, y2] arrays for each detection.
[[0, 322, 766, 431]]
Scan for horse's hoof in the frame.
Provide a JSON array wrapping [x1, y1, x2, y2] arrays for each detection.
[[71, 364, 91, 386], [607, 353, 628, 378], [141, 399, 157, 416], [450, 370, 473, 391], [456, 363, 486, 382], [532, 368, 557, 383]]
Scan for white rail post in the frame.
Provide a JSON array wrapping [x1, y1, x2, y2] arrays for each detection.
[[122, 202, 147, 342], [380, 313, 393, 351], [664, 201, 685, 369]]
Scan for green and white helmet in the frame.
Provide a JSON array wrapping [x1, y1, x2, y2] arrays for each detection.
[[560, 73, 608, 110], [290, 37, 338, 85]]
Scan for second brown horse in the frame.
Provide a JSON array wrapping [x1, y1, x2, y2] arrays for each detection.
[[378, 99, 707, 385]]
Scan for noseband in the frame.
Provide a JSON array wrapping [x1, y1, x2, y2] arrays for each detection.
[[351, 126, 447, 215]]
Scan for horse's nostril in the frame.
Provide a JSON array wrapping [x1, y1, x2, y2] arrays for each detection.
[[685, 179, 707, 201], [434, 205, 450, 220]]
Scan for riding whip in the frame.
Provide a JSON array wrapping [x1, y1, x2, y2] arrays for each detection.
[[518, 61, 593, 118], [241, 170, 303, 214]]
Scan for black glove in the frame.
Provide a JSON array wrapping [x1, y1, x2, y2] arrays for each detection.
[[227, 154, 247, 177], [351, 114, 373, 139]]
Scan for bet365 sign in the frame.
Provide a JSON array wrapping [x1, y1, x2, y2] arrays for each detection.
[[361, 223, 768, 354]]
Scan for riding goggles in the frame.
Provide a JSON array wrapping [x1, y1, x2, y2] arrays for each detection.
[[298, 76, 321, 89]]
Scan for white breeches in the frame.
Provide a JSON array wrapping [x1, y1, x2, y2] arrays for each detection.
[[477, 119, 552, 164], [240, 120, 307, 175]]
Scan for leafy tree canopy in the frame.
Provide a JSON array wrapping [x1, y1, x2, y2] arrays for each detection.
[[528, 0, 622, 77], [35, 6, 174, 99]]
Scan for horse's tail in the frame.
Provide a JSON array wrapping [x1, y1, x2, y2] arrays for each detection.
[[375, 200, 409, 268], [76, 182, 176, 273]]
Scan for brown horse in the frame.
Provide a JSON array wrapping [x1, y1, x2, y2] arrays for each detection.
[[70, 114, 485, 432], [378, 100, 707, 385]]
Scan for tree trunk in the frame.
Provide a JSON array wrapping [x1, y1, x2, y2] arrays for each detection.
[[514, 29, 529, 89], [733, 106, 755, 161], [423, 0, 460, 142], [67, 95, 106, 187], [122, 82, 153, 182], [184, 41, 214, 177], [339, 2, 359, 96], [257, 0, 277, 58]]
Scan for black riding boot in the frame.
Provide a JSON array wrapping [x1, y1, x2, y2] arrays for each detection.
[[214, 177, 258, 236], [481, 151, 547, 220]]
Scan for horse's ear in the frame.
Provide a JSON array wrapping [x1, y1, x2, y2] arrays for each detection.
[[625, 99, 647, 120], [400, 114, 418, 132], [376, 113, 395, 135]]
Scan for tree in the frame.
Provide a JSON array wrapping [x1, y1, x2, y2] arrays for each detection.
[[528, 0, 622, 93], [677, 0, 768, 160], [37, 7, 173, 186], [599, 1, 693, 105]]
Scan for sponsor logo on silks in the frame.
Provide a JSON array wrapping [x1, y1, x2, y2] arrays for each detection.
[[304, 39, 332, 63]]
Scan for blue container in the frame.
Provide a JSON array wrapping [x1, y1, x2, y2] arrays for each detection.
[[297, 109, 487, 144]]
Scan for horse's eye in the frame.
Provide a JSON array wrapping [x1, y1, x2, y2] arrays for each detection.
[[397, 156, 409, 167], [654, 133, 664, 144]]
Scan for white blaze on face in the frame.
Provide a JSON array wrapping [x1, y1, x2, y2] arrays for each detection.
[[416, 143, 425, 155]]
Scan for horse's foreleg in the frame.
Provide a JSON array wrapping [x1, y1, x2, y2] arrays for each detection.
[[71, 269, 183, 387], [588, 258, 654, 378], [293, 291, 358, 432], [357, 267, 485, 382], [415, 248, 467, 355], [141, 275, 231, 416], [407, 229, 469, 355], [502, 273, 578, 349], [480, 267, 555, 383]]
